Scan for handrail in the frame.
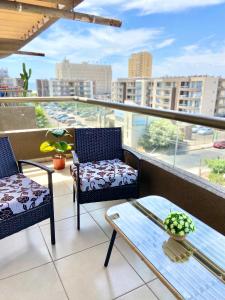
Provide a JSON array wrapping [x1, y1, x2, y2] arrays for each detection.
[[1, 96, 225, 130]]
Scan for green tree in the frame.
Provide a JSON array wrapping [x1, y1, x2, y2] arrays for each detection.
[[205, 158, 225, 174], [35, 105, 50, 128], [139, 119, 182, 151]]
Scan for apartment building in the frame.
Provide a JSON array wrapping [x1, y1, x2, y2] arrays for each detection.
[[215, 78, 225, 116], [0, 77, 23, 97], [36, 79, 94, 98], [56, 59, 112, 95], [112, 76, 221, 117], [128, 52, 152, 78], [0, 68, 8, 78]]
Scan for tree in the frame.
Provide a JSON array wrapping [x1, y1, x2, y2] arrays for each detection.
[[139, 119, 182, 151]]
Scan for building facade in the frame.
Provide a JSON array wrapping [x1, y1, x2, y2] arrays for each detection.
[[0, 68, 8, 78], [36, 79, 94, 98], [112, 76, 222, 117], [128, 52, 152, 78], [55, 59, 112, 95], [0, 77, 23, 97]]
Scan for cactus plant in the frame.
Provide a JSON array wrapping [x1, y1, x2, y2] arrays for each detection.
[[20, 63, 32, 96]]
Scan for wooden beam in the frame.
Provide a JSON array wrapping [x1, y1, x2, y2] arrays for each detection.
[[0, 0, 122, 27], [0, 50, 45, 56]]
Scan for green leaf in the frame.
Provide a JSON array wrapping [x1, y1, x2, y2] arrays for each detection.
[[54, 141, 71, 153], [50, 128, 67, 138]]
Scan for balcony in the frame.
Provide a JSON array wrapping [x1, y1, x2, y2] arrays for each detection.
[[0, 96, 225, 299]]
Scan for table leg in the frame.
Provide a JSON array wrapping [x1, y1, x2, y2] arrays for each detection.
[[104, 230, 117, 267]]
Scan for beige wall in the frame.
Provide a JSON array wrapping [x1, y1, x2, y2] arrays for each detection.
[[0, 106, 36, 131], [0, 128, 74, 160]]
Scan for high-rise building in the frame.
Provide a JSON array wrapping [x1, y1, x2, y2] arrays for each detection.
[[112, 76, 221, 117], [55, 59, 112, 95], [128, 52, 152, 78], [0, 68, 8, 78], [36, 79, 94, 98]]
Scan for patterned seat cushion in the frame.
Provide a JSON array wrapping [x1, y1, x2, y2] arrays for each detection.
[[0, 173, 50, 220], [70, 159, 137, 192]]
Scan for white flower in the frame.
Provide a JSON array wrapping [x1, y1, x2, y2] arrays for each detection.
[[179, 220, 184, 225], [178, 224, 182, 229], [185, 228, 189, 233], [172, 217, 176, 221], [170, 224, 174, 229], [179, 231, 185, 236], [173, 221, 178, 226], [165, 225, 168, 230], [171, 229, 176, 234], [185, 222, 189, 227], [166, 219, 169, 224]]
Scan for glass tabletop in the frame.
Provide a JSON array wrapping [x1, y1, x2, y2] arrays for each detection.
[[135, 196, 225, 275], [106, 197, 225, 300]]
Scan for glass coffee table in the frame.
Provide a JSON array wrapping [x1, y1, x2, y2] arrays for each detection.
[[104, 196, 225, 300]]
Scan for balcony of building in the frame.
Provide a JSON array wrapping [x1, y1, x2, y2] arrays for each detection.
[[0, 96, 225, 300]]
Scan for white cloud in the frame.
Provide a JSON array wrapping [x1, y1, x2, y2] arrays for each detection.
[[154, 42, 225, 77], [77, 0, 225, 14], [24, 25, 174, 66]]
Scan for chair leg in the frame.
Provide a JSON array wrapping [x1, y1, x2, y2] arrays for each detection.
[[77, 198, 80, 231], [73, 184, 75, 203], [50, 212, 55, 245]]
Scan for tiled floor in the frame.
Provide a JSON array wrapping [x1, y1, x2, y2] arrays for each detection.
[[0, 161, 176, 300]]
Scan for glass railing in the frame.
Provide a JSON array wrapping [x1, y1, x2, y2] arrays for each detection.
[[0, 97, 224, 190]]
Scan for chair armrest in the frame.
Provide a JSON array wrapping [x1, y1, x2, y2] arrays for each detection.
[[18, 160, 54, 174], [18, 160, 54, 195], [71, 151, 80, 165], [123, 147, 140, 164]]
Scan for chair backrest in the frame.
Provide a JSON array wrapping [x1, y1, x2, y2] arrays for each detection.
[[0, 137, 19, 179], [75, 127, 123, 163]]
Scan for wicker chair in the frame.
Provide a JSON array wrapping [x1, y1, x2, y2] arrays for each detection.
[[70, 128, 140, 230], [0, 137, 55, 244]]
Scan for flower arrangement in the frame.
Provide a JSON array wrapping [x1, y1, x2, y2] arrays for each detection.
[[163, 211, 195, 240]]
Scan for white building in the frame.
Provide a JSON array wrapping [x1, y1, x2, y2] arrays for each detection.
[[56, 59, 112, 96], [112, 76, 221, 117], [0, 77, 23, 97], [36, 79, 94, 98], [0, 68, 8, 78]]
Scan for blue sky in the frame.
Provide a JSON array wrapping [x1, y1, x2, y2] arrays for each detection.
[[1, 0, 225, 89]]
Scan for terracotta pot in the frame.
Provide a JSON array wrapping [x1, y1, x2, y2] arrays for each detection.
[[53, 154, 66, 170]]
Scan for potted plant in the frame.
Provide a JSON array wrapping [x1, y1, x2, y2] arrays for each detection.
[[163, 211, 195, 241], [40, 128, 72, 170]]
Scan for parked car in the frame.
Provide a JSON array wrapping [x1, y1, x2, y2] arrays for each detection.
[[213, 141, 225, 149], [197, 127, 213, 135], [192, 125, 202, 133]]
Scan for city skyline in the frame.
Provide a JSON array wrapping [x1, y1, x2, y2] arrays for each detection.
[[1, 0, 225, 90]]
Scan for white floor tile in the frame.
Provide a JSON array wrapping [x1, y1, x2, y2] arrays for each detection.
[[83, 199, 126, 212], [115, 238, 156, 283], [148, 279, 177, 300], [39, 193, 86, 225], [0, 263, 67, 300], [116, 285, 157, 300], [56, 242, 144, 300], [0, 227, 51, 279], [41, 214, 108, 260], [90, 207, 116, 238]]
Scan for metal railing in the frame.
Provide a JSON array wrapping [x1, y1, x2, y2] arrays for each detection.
[[1, 96, 225, 130]]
